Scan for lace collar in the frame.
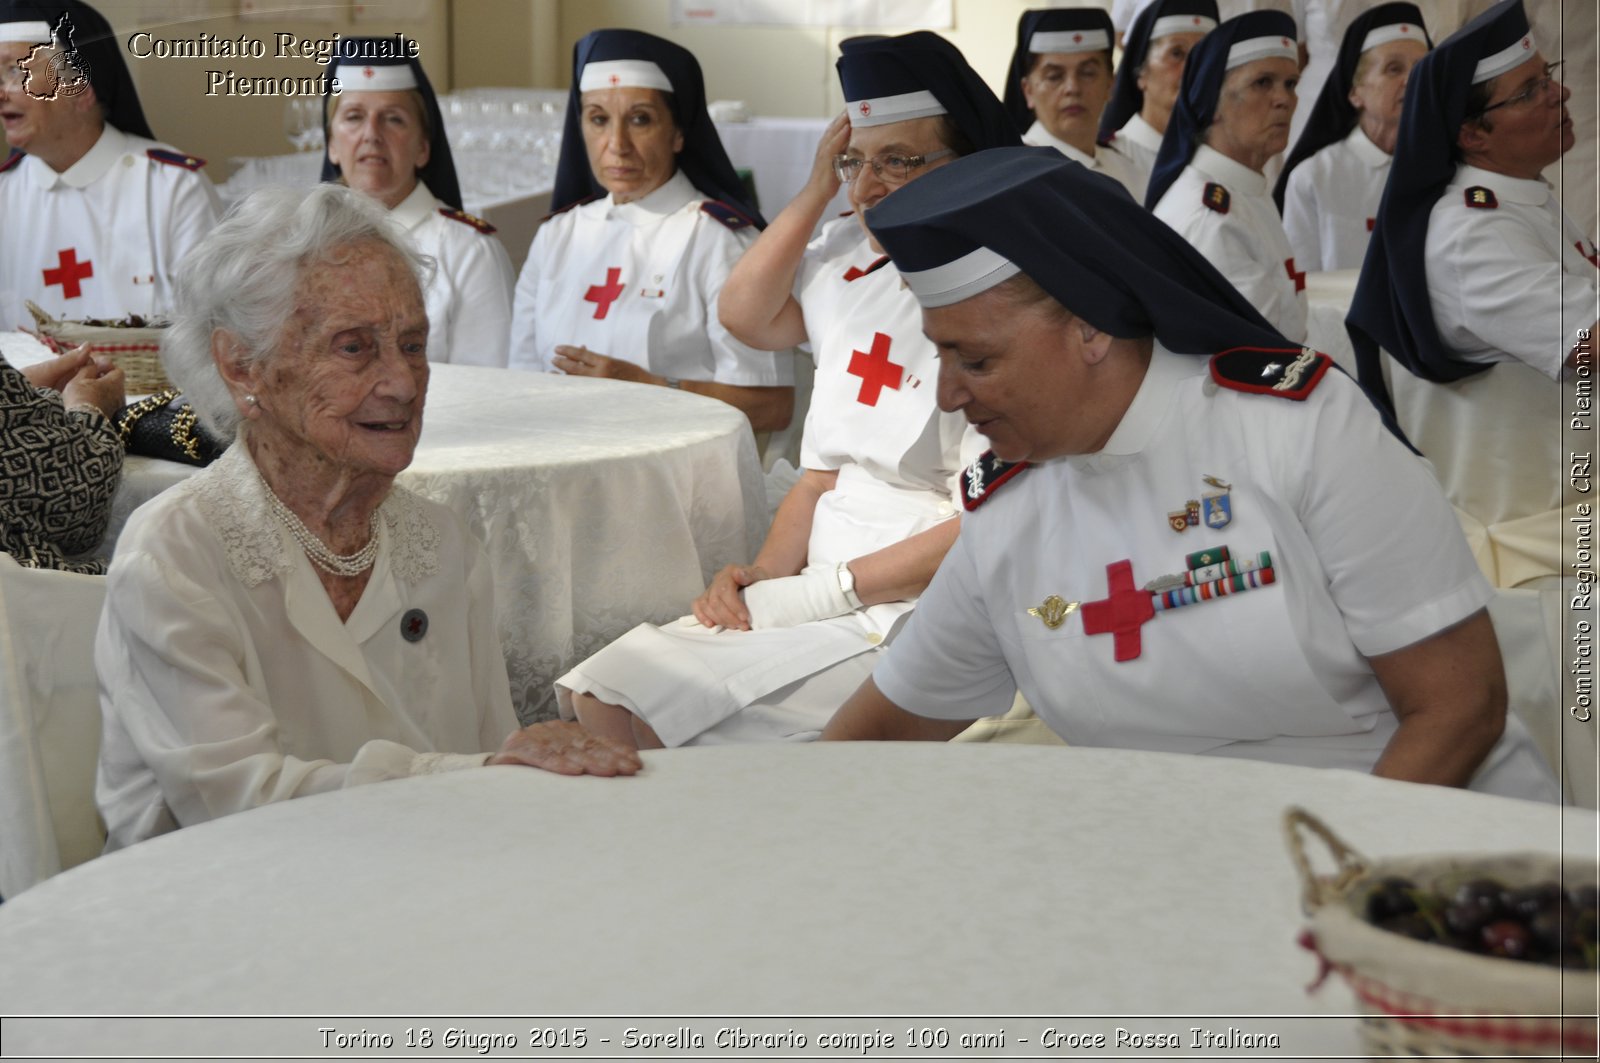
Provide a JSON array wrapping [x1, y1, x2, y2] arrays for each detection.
[[188, 443, 440, 588]]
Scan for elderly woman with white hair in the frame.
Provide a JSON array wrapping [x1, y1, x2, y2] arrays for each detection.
[[94, 184, 639, 851]]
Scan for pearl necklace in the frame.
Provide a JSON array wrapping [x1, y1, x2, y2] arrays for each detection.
[[262, 479, 380, 577]]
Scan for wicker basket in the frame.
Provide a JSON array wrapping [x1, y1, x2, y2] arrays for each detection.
[[25, 300, 171, 394], [1286, 808, 1598, 1061]]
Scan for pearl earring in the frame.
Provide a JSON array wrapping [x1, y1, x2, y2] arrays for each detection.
[[245, 394, 257, 406]]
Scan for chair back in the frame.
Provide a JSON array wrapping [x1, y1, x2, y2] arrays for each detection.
[[0, 554, 108, 898]]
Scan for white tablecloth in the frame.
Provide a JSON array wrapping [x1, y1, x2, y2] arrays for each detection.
[[108, 365, 768, 724], [0, 743, 1591, 1055]]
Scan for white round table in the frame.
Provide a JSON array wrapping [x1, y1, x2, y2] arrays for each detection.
[[1, 744, 1591, 1056], [110, 365, 768, 723]]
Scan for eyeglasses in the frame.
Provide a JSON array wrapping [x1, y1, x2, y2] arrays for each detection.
[[1472, 60, 1563, 118], [0, 62, 26, 90], [832, 148, 955, 185]]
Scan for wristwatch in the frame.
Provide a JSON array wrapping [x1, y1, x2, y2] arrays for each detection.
[[836, 561, 863, 610]]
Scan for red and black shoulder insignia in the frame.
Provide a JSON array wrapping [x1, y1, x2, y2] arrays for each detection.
[[1202, 181, 1230, 214], [699, 199, 755, 231], [842, 255, 890, 282], [0, 150, 22, 175], [1464, 186, 1498, 209], [961, 451, 1029, 512], [438, 206, 496, 235], [1210, 346, 1332, 401], [146, 148, 205, 171]]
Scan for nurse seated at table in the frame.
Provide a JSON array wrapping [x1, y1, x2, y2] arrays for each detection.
[[1148, 12, 1308, 343], [507, 30, 793, 433], [1002, 7, 1141, 198], [1097, 0, 1218, 200], [95, 185, 639, 851], [1274, 5, 1431, 272], [320, 43, 515, 368], [821, 147, 1559, 804], [557, 31, 1018, 750]]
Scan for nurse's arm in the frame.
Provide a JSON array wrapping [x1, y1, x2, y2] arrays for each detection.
[[821, 677, 975, 742], [1367, 609, 1506, 787]]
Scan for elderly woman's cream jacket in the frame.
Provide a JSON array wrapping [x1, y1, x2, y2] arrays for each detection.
[[94, 443, 517, 850]]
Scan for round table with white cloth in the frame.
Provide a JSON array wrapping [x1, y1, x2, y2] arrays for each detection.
[[0, 744, 1591, 1056], [100, 364, 768, 724]]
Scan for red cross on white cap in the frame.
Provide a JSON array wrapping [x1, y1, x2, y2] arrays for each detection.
[[1521, 36, 1531, 48], [859, 100, 871, 116], [609, 73, 620, 85], [1400, 24, 1410, 32], [362, 66, 374, 78], [1072, 32, 1082, 42], [1281, 37, 1290, 46]]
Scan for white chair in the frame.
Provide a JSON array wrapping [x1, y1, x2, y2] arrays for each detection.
[[0, 554, 108, 899]]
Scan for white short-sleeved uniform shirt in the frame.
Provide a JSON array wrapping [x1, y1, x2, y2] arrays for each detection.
[[1104, 112, 1164, 201], [1425, 163, 1598, 380], [1283, 125, 1392, 271], [1023, 121, 1144, 199], [1154, 145, 1309, 341], [95, 444, 518, 850], [390, 182, 515, 367], [873, 346, 1557, 801], [507, 171, 790, 387], [0, 125, 222, 331]]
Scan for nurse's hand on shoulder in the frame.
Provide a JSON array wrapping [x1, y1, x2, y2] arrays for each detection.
[[691, 563, 771, 631], [552, 345, 648, 383], [487, 720, 643, 776]]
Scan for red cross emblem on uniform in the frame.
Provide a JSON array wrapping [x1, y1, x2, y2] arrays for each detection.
[[584, 267, 625, 320], [858, 101, 871, 117], [1284, 257, 1306, 293], [362, 67, 375, 79], [43, 248, 93, 299], [609, 73, 620, 85], [1080, 559, 1155, 662], [847, 331, 903, 406]]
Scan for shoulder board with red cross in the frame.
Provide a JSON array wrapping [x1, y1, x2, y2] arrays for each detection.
[[0, 150, 21, 175], [437, 206, 496, 235], [1210, 346, 1332, 401], [1202, 182, 1230, 214], [1463, 186, 1498, 209], [146, 148, 206, 171], [699, 199, 755, 231], [540, 193, 601, 222], [961, 451, 1030, 512]]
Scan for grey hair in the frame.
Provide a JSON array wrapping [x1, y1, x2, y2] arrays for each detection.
[[162, 183, 433, 437]]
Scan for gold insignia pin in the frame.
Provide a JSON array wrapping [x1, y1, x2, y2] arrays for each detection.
[[1202, 474, 1232, 490], [1027, 595, 1079, 630]]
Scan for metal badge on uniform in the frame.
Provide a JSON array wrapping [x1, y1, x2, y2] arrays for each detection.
[[1027, 594, 1079, 630], [639, 272, 666, 299], [1169, 476, 1232, 532], [400, 608, 428, 642]]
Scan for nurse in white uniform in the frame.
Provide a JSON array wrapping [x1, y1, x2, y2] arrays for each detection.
[[0, 1, 221, 331], [1275, 5, 1431, 271], [1098, 0, 1218, 199], [508, 29, 793, 432], [320, 45, 514, 368], [1348, 0, 1595, 590], [1149, 11, 1308, 342], [823, 147, 1559, 804], [558, 31, 1019, 751], [1002, 8, 1141, 198]]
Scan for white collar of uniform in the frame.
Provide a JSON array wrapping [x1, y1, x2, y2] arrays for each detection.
[[1068, 343, 1201, 471], [1448, 162, 1550, 207], [605, 169, 698, 222], [1119, 112, 1164, 152], [1023, 120, 1099, 167], [1191, 144, 1267, 195], [388, 179, 440, 231], [1345, 124, 1391, 168], [29, 122, 125, 190]]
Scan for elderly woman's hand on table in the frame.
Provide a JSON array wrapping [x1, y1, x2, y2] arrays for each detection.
[[488, 721, 643, 776]]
